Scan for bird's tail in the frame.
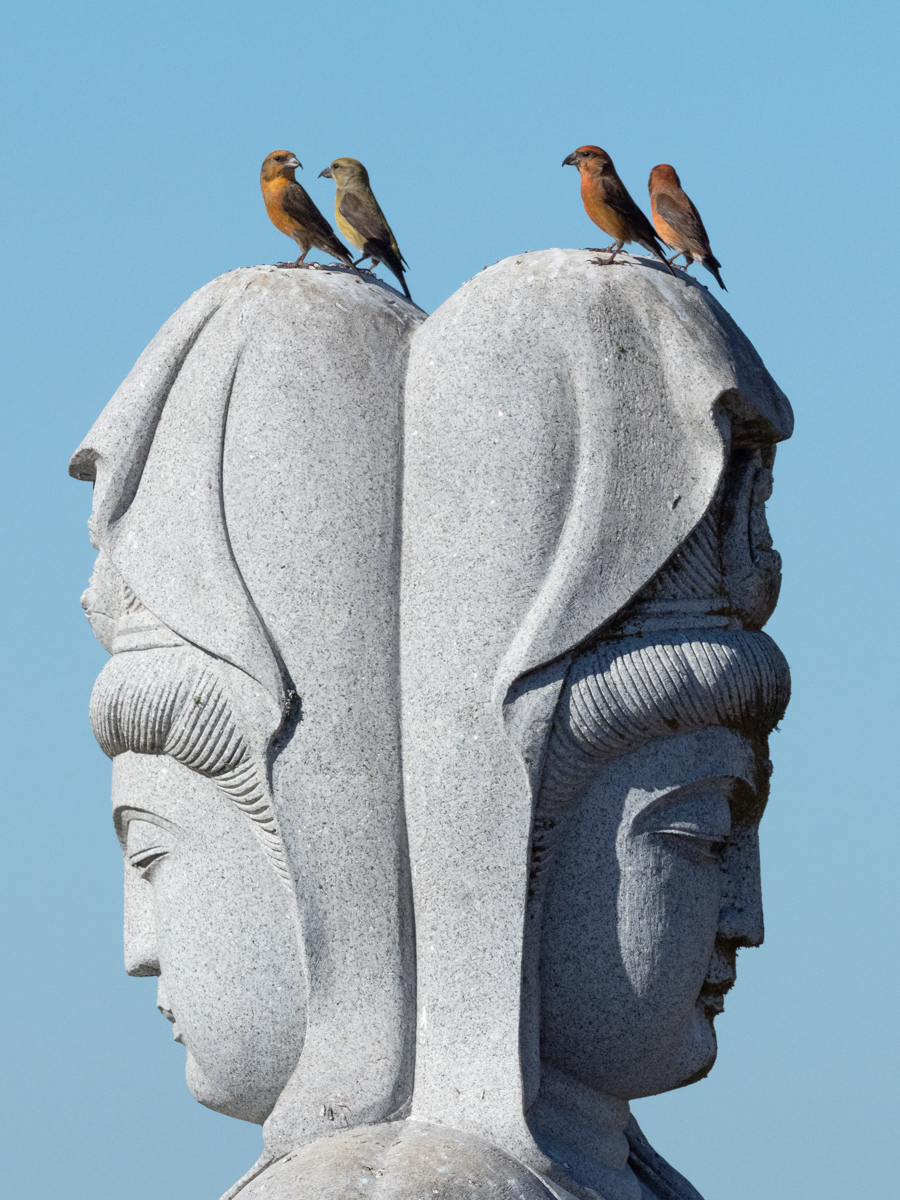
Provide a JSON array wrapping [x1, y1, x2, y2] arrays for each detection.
[[703, 254, 727, 291], [643, 237, 677, 276], [326, 234, 365, 279], [366, 238, 413, 302]]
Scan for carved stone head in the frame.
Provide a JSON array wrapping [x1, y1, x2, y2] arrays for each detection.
[[73, 266, 423, 1189], [399, 250, 793, 1198], [74, 251, 793, 1200]]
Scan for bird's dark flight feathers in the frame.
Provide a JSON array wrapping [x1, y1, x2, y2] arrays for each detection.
[[283, 183, 353, 262], [653, 192, 710, 252], [603, 175, 669, 256], [339, 191, 411, 298]]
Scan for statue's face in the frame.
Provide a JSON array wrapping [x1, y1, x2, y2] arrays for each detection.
[[540, 727, 765, 1099], [112, 752, 306, 1124]]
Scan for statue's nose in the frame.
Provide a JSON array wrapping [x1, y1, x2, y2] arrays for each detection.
[[123, 870, 161, 976], [717, 828, 765, 947]]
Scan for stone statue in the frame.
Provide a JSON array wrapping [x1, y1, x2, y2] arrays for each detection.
[[396, 250, 792, 1198], [71, 265, 424, 1195], [73, 250, 792, 1199]]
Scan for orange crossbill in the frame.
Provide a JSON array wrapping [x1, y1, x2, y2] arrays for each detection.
[[648, 164, 726, 290], [260, 150, 358, 271], [562, 145, 674, 274]]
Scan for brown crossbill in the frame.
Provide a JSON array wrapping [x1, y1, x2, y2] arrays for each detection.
[[562, 145, 675, 274], [319, 158, 412, 302], [648, 164, 726, 290], [260, 150, 358, 272]]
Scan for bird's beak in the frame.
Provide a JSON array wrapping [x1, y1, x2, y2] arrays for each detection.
[[562, 152, 578, 168], [286, 156, 302, 170], [318, 166, 333, 179]]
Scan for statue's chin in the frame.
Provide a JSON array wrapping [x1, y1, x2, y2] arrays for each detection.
[[185, 1053, 274, 1126], [631, 1003, 719, 1098], [579, 1003, 719, 1100], [669, 1003, 720, 1091]]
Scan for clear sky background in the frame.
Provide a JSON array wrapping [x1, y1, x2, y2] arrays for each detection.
[[1, 1, 897, 1197]]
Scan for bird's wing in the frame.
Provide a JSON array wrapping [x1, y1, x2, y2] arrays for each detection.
[[339, 191, 396, 252], [602, 174, 661, 242], [282, 182, 340, 241], [654, 192, 710, 252]]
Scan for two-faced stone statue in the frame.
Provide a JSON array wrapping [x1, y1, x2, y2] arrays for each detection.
[[73, 250, 792, 1199]]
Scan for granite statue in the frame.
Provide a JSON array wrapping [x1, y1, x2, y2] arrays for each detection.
[[72, 264, 423, 1195], [73, 250, 792, 1198]]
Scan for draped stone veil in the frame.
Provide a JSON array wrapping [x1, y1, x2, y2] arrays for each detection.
[[399, 249, 793, 1194], [72, 266, 424, 1192]]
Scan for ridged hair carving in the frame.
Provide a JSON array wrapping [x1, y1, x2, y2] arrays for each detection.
[[90, 647, 291, 886], [540, 630, 790, 809]]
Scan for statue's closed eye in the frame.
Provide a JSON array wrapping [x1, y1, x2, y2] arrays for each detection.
[[631, 778, 735, 868], [123, 816, 177, 880], [651, 826, 728, 867], [128, 846, 169, 879]]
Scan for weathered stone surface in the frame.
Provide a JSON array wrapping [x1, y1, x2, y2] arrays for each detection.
[[74, 264, 423, 1177], [73, 250, 792, 1200], [399, 250, 791, 1191], [237, 1120, 561, 1199]]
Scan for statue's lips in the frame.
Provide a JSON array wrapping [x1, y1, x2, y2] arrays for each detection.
[[699, 976, 735, 1016], [157, 994, 183, 1043], [700, 990, 727, 1016]]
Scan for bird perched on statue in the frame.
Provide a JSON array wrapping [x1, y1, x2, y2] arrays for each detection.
[[260, 150, 359, 273], [318, 157, 413, 301], [648, 164, 726, 291], [562, 145, 675, 275]]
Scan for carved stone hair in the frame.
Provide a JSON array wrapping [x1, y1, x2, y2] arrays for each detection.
[[521, 627, 792, 1095], [539, 630, 790, 811], [90, 646, 291, 885]]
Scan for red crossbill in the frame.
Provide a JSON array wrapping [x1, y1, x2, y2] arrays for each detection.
[[562, 145, 674, 274], [648, 164, 726, 290], [260, 150, 358, 272]]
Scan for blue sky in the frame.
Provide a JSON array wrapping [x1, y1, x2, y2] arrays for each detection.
[[1, 2, 897, 1197]]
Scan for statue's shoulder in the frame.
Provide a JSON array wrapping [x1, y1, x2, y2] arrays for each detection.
[[235, 1120, 562, 1199]]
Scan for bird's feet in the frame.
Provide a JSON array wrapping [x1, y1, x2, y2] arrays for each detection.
[[275, 260, 311, 269], [585, 245, 618, 254], [666, 253, 692, 270]]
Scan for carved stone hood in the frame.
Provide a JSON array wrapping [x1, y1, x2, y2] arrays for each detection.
[[399, 249, 793, 1165], [72, 265, 424, 1169]]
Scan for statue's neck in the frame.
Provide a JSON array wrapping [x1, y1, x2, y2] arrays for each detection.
[[527, 1066, 641, 1200]]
